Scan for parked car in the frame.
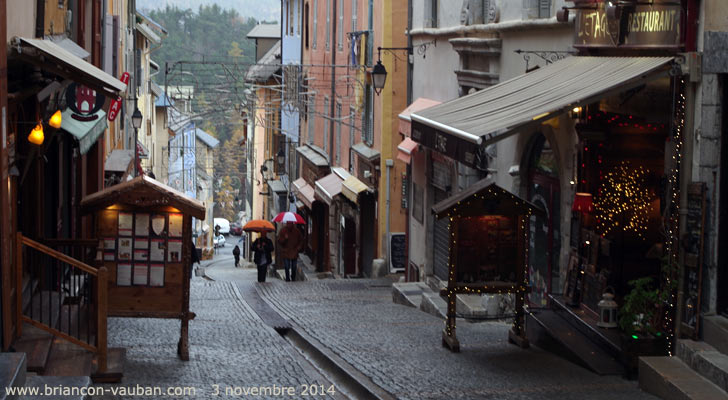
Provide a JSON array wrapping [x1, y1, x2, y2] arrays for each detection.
[[213, 235, 226, 248], [230, 222, 243, 236], [213, 218, 230, 235]]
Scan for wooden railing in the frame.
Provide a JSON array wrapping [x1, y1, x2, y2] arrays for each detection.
[[15, 232, 108, 373]]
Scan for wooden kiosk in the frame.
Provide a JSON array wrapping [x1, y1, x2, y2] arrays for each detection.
[[432, 179, 543, 352], [80, 175, 205, 360]]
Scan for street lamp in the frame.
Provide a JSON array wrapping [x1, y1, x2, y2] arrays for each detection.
[[276, 148, 286, 172], [371, 61, 387, 95], [131, 107, 143, 177]]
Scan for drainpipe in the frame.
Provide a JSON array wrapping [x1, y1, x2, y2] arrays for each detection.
[[385, 158, 393, 271]]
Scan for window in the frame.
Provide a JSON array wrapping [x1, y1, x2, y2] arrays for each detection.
[[337, 0, 344, 51], [297, 0, 301, 35], [425, 0, 438, 28], [335, 102, 342, 164], [363, 86, 373, 145], [323, 97, 330, 154], [523, 0, 551, 19], [308, 94, 315, 144], [539, 0, 552, 18], [325, 0, 331, 50], [352, 0, 357, 31], [312, 0, 318, 49], [290, 0, 295, 35], [305, 3, 310, 47]]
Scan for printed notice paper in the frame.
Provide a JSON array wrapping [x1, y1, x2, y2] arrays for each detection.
[[135, 213, 150, 236], [133, 264, 148, 285], [169, 213, 183, 237], [168, 240, 182, 262], [117, 264, 132, 286], [150, 239, 165, 262], [118, 212, 133, 236], [118, 238, 132, 260]]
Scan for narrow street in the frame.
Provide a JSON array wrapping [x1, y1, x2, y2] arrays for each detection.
[[95, 236, 656, 399]]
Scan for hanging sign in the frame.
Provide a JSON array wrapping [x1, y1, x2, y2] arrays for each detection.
[[66, 83, 105, 122], [107, 72, 130, 122]]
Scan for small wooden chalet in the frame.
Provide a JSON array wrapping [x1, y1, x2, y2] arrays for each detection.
[[432, 178, 544, 352], [80, 175, 205, 361]]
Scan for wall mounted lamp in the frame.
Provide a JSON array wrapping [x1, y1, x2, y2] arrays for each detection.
[[371, 46, 413, 96]]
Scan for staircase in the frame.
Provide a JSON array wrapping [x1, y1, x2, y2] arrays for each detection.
[[9, 234, 124, 386], [639, 315, 728, 399]]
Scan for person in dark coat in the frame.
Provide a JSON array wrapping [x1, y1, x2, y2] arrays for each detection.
[[251, 233, 274, 282], [232, 245, 241, 267]]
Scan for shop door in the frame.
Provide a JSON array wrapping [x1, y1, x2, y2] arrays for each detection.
[[343, 217, 357, 276], [359, 193, 376, 277], [312, 202, 327, 272]]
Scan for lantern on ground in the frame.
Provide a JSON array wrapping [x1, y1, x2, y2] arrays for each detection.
[[597, 288, 618, 328]]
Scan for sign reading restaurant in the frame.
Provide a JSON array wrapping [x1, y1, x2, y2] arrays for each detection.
[[575, 2, 682, 49]]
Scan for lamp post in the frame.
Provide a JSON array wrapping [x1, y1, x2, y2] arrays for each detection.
[[131, 107, 143, 177]]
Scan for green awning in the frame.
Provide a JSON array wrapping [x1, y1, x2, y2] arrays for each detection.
[[61, 109, 107, 155]]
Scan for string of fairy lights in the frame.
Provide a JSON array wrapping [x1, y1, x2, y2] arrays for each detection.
[[594, 161, 653, 238], [662, 78, 685, 356]]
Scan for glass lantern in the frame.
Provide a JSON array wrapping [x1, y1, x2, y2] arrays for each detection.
[[597, 288, 618, 328]]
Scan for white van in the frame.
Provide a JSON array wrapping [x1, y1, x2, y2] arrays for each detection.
[[213, 218, 230, 235]]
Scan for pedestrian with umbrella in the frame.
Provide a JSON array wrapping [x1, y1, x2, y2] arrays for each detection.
[[244, 220, 275, 282], [273, 212, 306, 281]]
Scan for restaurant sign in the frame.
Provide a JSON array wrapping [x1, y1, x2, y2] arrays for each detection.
[[575, 2, 682, 49], [411, 119, 482, 170]]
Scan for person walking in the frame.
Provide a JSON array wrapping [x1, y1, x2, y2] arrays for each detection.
[[277, 222, 305, 281], [251, 233, 274, 282], [232, 245, 241, 268]]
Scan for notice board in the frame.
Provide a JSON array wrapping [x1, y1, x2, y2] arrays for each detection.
[[389, 233, 406, 273], [681, 182, 706, 338]]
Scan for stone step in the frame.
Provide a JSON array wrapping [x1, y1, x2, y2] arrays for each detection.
[[703, 316, 728, 356], [0, 353, 27, 400], [677, 339, 728, 393], [639, 356, 728, 400], [420, 292, 447, 319], [18, 375, 91, 400], [392, 282, 430, 309]]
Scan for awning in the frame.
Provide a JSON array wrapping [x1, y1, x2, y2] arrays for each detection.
[[411, 56, 675, 168], [351, 142, 380, 162], [396, 137, 419, 164], [341, 175, 371, 203], [398, 98, 441, 137], [104, 149, 134, 173], [293, 178, 315, 209], [314, 172, 344, 205], [267, 179, 287, 194], [13, 37, 127, 99], [296, 144, 329, 167], [48, 37, 90, 60], [137, 23, 161, 44], [61, 109, 107, 155]]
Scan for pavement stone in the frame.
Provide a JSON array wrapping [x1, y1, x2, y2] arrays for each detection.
[[93, 274, 336, 400], [253, 278, 658, 400]]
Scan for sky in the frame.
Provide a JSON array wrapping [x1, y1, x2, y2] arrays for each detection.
[[136, 0, 281, 22]]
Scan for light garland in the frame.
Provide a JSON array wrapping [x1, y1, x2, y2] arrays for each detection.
[[661, 78, 685, 356], [594, 161, 653, 238]]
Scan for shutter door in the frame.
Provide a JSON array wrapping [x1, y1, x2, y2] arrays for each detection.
[[433, 188, 449, 281]]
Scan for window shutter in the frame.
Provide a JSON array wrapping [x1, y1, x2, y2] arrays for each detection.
[[313, 0, 318, 49], [539, 0, 551, 18], [325, 0, 331, 50]]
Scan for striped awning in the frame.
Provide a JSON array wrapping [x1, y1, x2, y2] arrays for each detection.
[[410, 56, 674, 168]]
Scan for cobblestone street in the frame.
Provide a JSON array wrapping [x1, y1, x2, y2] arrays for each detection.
[[95, 251, 657, 399]]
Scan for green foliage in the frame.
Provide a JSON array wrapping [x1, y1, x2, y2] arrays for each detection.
[[618, 255, 678, 336]]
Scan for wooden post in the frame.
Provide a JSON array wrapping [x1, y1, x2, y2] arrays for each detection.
[[96, 266, 108, 373], [178, 214, 192, 361], [15, 232, 22, 338]]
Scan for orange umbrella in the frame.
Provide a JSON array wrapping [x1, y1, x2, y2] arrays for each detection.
[[243, 219, 275, 233]]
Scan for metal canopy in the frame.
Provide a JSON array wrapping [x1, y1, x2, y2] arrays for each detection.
[[411, 56, 675, 147], [14, 37, 127, 99]]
